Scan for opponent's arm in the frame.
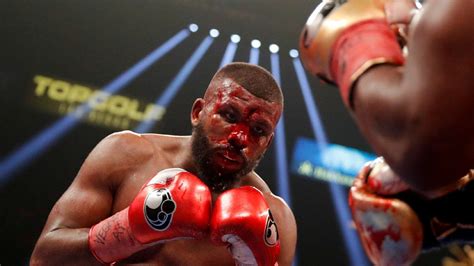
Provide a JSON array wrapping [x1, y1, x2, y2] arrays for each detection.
[[352, 0, 474, 192], [300, 0, 474, 192], [30, 131, 154, 265]]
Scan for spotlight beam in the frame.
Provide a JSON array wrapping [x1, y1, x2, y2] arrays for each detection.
[[135, 36, 215, 133], [105, 29, 191, 95], [219, 41, 238, 68], [293, 60, 327, 149], [0, 28, 191, 186], [292, 57, 369, 266], [249, 48, 260, 65], [270, 52, 292, 206], [271, 49, 300, 266]]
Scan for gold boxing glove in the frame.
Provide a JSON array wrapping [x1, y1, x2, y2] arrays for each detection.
[[299, 0, 418, 108]]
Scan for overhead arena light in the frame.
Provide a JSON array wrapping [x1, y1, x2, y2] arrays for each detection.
[[209, 29, 220, 38], [269, 44, 279, 53], [289, 49, 299, 58], [230, 34, 241, 43], [251, 39, 261, 49], [188, 23, 199, 32]]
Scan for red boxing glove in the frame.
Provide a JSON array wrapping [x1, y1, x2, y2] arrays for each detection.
[[349, 158, 423, 266], [88, 168, 212, 264], [211, 186, 280, 266], [361, 157, 410, 195], [299, 0, 412, 108]]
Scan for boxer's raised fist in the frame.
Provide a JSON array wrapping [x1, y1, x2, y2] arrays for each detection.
[[128, 168, 211, 243], [211, 186, 280, 266], [89, 168, 212, 264]]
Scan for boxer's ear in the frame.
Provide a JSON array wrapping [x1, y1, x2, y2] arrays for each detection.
[[191, 98, 205, 126]]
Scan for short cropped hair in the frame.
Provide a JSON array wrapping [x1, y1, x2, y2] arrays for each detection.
[[205, 62, 283, 105]]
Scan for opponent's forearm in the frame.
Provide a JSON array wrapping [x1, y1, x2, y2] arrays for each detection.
[[353, 65, 410, 159], [353, 64, 472, 192], [353, 64, 444, 190], [31, 228, 100, 266]]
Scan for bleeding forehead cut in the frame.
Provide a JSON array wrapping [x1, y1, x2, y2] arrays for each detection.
[[204, 62, 284, 107]]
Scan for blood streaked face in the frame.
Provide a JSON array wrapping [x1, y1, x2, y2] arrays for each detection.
[[191, 78, 281, 190]]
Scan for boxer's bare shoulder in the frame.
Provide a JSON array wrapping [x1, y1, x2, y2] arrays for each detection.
[[98, 130, 182, 161], [90, 131, 190, 177], [140, 132, 192, 161], [92, 132, 195, 211]]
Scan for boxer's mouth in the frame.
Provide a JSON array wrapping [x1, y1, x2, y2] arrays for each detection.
[[222, 149, 244, 163], [213, 148, 245, 169]]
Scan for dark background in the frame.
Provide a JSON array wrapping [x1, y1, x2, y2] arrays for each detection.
[[0, 1, 461, 265]]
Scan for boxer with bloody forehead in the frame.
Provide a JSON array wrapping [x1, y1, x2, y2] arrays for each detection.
[[193, 74, 282, 192], [31, 62, 297, 266]]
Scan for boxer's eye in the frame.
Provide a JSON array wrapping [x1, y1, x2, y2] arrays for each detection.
[[251, 123, 269, 136], [219, 106, 240, 123], [252, 126, 264, 136], [220, 109, 238, 123]]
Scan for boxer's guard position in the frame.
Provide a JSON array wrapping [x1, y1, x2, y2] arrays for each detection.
[[31, 62, 297, 265], [300, 0, 474, 265]]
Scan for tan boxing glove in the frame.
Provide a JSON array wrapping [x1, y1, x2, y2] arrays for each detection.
[[299, 0, 419, 108]]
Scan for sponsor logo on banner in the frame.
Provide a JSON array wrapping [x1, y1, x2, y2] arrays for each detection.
[[31, 75, 166, 130], [291, 137, 376, 186]]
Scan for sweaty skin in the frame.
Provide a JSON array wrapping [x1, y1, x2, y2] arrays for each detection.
[[31, 76, 297, 266]]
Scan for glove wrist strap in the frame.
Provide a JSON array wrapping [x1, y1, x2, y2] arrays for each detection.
[[88, 207, 142, 264], [330, 19, 405, 109]]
